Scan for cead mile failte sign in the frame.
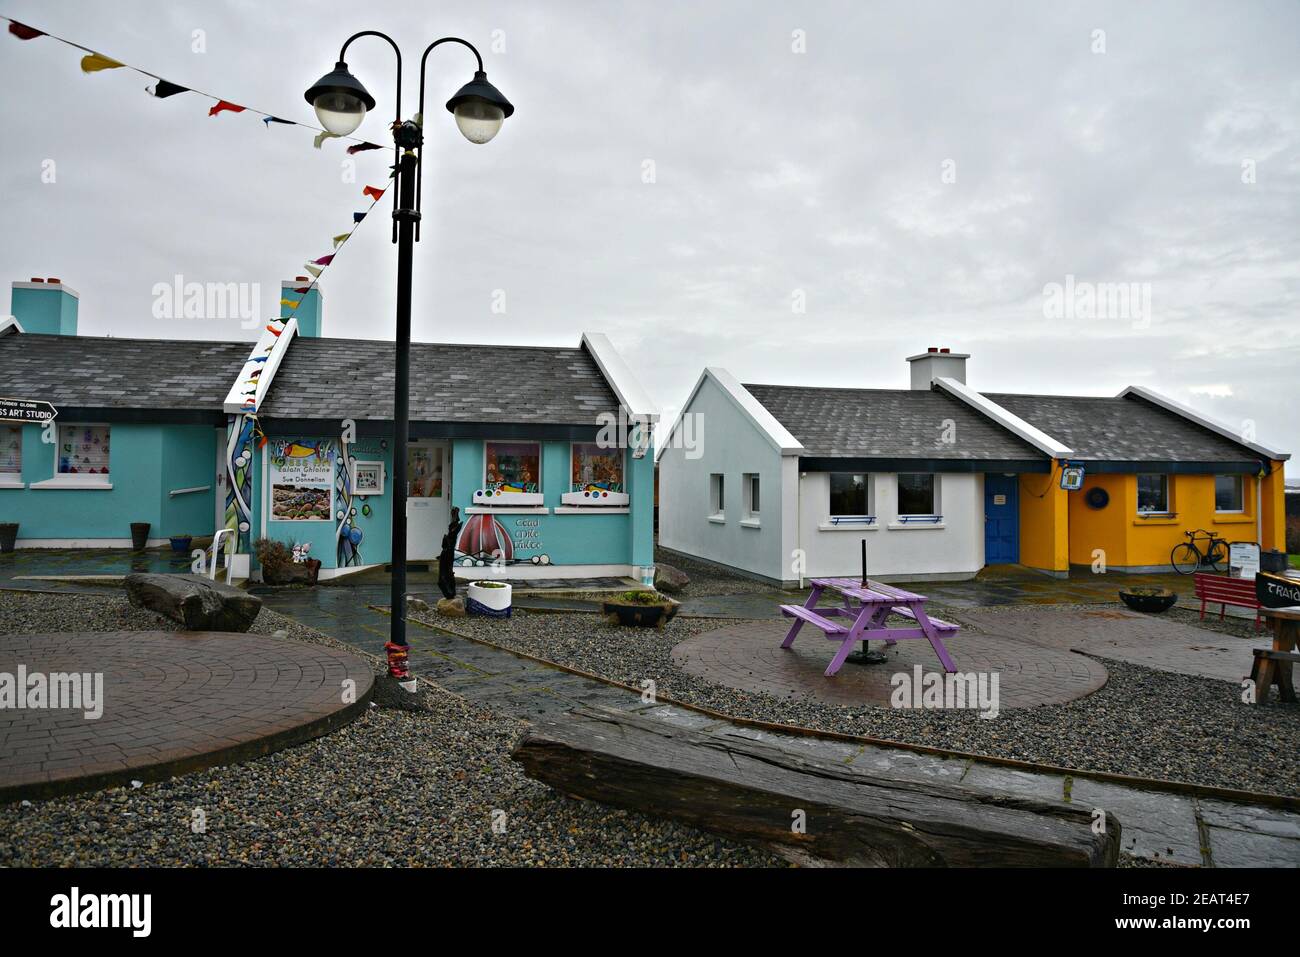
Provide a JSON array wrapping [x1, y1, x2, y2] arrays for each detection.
[[0, 397, 58, 426]]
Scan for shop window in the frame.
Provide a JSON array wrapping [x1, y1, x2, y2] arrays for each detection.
[[484, 441, 540, 493], [570, 442, 624, 493], [709, 473, 725, 518], [897, 473, 936, 516], [829, 473, 868, 516], [743, 473, 760, 520], [1, 427, 20, 477], [1136, 473, 1169, 513], [1215, 474, 1244, 512], [58, 424, 110, 477]]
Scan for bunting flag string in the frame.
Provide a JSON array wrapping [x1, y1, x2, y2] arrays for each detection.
[[3, 15, 385, 154]]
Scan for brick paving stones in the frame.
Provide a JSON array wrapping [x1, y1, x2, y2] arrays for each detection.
[[0, 630, 373, 801]]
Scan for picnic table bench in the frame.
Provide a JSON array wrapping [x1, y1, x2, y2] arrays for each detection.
[[1250, 607, 1300, 705], [780, 577, 960, 677]]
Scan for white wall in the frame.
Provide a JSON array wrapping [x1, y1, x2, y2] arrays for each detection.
[[658, 374, 788, 581], [795, 471, 985, 582]]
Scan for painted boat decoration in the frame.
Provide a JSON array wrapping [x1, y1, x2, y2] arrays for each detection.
[[457, 512, 515, 563], [561, 481, 629, 508]]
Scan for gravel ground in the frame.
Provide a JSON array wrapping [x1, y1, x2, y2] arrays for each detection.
[[411, 605, 1300, 797], [652, 547, 780, 597], [0, 590, 783, 867]]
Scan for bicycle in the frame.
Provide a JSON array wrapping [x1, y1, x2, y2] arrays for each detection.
[[1170, 528, 1229, 575]]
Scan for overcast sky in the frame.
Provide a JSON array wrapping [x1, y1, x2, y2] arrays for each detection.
[[2, 1, 1297, 473]]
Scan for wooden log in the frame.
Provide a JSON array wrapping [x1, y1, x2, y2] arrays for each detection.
[[124, 573, 262, 632], [512, 705, 1121, 867]]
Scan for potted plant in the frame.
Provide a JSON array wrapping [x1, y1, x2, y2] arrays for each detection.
[[0, 522, 17, 553], [130, 522, 150, 550], [169, 534, 193, 553], [467, 580, 512, 618], [254, 537, 317, 586], [1119, 586, 1178, 614], [602, 589, 680, 629]]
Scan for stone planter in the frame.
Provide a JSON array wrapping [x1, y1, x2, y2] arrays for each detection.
[[602, 593, 680, 629], [262, 558, 321, 586], [1119, 587, 1177, 614], [130, 522, 151, 550], [0, 523, 17, 553], [467, 581, 512, 618]]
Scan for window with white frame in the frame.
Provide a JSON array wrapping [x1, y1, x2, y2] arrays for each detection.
[[1, 427, 20, 477], [709, 473, 725, 518], [1136, 473, 1169, 513], [570, 442, 624, 494], [829, 473, 869, 517], [1214, 474, 1244, 513], [743, 473, 760, 520], [484, 441, 540, 492], [897, 473, 937, 516], [58, 424, 111, 478]]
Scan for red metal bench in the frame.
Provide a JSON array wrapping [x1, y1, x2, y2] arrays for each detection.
[[1193, 572, 1262, 631]]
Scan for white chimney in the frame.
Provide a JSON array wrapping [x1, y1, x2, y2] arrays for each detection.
[[906, 347, 969, 389]]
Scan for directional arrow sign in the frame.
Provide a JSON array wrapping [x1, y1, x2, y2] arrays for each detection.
[[0, 397, 58, 426]]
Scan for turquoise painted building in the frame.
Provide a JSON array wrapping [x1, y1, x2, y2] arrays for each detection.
[[1, 278, 657, 582]]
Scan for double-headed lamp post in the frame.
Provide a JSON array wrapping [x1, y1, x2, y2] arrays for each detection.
[[305, 33, 513, 687]]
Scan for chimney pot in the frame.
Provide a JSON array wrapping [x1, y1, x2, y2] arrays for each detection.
[[940, 347, 950, 354], [927, 346, 937, 353], [30, 277, 43, 283], [47, 278, 60, 284]]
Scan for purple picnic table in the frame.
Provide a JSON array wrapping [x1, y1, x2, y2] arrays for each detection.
[[779, 577, 960, 677]]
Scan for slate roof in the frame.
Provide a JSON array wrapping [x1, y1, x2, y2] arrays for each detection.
[[984, 392, 1262, 464], [742, 384, 1045, 461], [0, 333, 250, 412], [257, 337, 621, 424]]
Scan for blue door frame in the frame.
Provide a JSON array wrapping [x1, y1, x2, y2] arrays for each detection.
[[984, 474, 1019, 564]]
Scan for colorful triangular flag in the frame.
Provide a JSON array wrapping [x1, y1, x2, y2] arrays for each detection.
[[310, 254, 334, 266], [8, 21, 44, 40], [332, 233, 350, 248], [347, 142, 384, 155], [362, 185, 386, 201], [352, 212, 366, 223], [146, 79, 188, 98], [303, 264, 323, 278], [262, 116, 294, 127], [80, 52, 124, 73], [279, 299, 300, 309], [209, 99, 245, 117]]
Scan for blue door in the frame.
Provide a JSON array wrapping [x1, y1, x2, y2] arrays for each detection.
[[984, 475, 1019, 564]]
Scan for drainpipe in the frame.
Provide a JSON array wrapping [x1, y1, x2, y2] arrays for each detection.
[[1256, 473, 1263, 547]]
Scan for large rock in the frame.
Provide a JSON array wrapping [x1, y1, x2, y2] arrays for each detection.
[[654, 563, 690, 594], [125, 574, 262, 632], [436, 596, 467, 618]]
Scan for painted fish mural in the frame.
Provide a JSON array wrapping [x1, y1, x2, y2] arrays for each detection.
[[456, 513, 514, 563]]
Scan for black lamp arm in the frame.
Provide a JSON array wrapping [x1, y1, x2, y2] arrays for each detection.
[[338, 30, 404, 242], [413, 37, 484, 240]]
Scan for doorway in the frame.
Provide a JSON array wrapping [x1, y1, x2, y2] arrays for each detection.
[[984, 474, 1020, 564], [407, 442, 449, 561]]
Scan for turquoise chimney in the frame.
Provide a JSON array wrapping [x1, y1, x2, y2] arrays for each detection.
[[11, 279, 78, 335], [281, 278, 323, 337]]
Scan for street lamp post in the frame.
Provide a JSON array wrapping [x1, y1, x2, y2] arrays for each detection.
[[305, 33, 513, 687]]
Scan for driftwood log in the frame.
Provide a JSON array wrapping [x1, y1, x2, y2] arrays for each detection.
[[512, 705, 1121, 867], [124, 573, 262, 632]]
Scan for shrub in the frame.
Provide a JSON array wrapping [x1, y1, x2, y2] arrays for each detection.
[[612, 589, 668, 605], [254, 537, 295, 573]]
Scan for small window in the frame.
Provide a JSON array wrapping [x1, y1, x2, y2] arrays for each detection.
[[829, 473, 868, 516], [484, 441, 540, 492], [1, 427, 20, 475], [897, 473, 936, 516], [571, 442, 624, 493], [58, 424, 110, 476], [743, 473, 760, 518], [710, 473, 725, 517], [1137, 473, 1169, 513], [1215, 475, 1243, 512]]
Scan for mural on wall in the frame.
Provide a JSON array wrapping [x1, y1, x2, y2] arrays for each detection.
[[455, 513, 551, 567], [269, 440, 334, 521], [224, 413, 255, 552], [335, 436, 385, 567]]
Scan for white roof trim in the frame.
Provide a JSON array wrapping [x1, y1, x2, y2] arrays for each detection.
[[0, 317, 23, 338], [661, 367, 804, 458], [581, 332, 657, 421], [933, 376, 1073, 459], [222, 318, 299, 414], [1118, 385, 1288, 461]]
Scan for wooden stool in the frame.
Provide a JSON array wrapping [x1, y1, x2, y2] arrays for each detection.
[[1252, 608, 1300, 704]]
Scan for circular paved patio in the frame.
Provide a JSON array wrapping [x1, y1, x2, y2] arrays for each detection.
[[0, 631, 374, 801], [671, 620, 1107, 709]]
